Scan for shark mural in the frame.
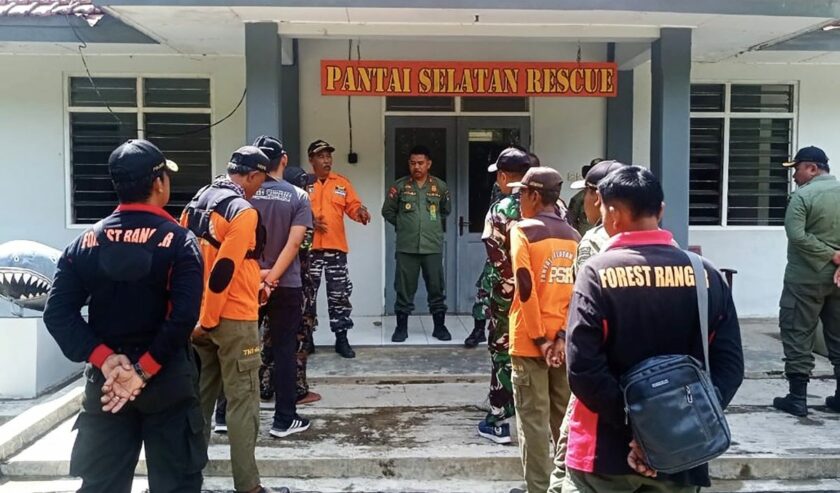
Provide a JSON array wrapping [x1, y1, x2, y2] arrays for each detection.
[[0, 240, 61, 315]]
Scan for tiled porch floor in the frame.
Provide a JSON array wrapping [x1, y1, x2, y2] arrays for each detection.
[[312, 315, 476, 346]]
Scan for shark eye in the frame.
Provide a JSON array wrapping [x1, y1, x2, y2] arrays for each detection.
[[12, 255, 19, 262], [50, 256, 58, 263]]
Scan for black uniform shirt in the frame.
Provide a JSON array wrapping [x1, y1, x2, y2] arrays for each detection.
[[565, 229, 744, 487], [44, 204, 204, 376]]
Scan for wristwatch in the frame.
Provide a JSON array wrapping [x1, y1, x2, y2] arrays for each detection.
[[133, 362, 150, 383]]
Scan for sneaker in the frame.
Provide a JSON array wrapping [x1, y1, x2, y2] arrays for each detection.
[[213, 423, 228, 434], [296, 391, 322, 405], [270, 416, 311, 438], [477, 419, 511, 444]]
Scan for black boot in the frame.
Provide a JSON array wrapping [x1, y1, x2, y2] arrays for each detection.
[[432, 312, 452, 341], [391, 313, 409, 342], [464, 319, 487, 348], [826, 371, 840, 412], [773, 373, 808, 417], [334, 331, 355, 359]]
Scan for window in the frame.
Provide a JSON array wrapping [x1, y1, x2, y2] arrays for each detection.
[[68, 77, 212, 224], [385, 96, 529, 113], [689, 83, 794, 226]]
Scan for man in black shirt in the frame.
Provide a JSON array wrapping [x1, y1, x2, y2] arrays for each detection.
[[44, 140, 207, 492], [564, 166, 744, 492]]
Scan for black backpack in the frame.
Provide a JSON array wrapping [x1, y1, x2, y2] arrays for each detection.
[[619, 251, 731, 474], [182, 184, 265, 261]]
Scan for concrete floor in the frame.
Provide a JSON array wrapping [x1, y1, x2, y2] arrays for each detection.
[[3, 318, 840, 492]]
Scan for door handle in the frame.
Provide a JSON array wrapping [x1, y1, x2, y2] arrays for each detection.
[[459, 216, 470, 236]]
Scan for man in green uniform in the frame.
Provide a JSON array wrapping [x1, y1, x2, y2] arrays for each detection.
[[774, 146, 840, 417], [567, 158, 602, 236], [465, 183, 504, 348], [477, 146, 532, 445], [547, 159, 630, 492], [382, 144, 452, 343]]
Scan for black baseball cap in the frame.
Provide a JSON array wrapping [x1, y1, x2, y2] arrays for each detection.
[[229, 146, 269, 173], [307, 139, 335, 156], [783, 146, 829, 168], [570, 160, 631, 190], [253, 135, 286, 162], [508, 166, 564, 193], [109, 139, 178, 183], [488, 147, 532, 173], [284, 166, 316, 189]]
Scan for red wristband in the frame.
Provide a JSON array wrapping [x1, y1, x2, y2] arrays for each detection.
[[138, 352, 162, 377], [89, 344, 115, 369]]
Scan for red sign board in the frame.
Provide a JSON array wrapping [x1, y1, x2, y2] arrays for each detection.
[[321, 60, 617, 97]]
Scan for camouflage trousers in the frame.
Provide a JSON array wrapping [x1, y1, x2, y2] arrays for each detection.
[[471, 260, 494, 321], [486, 310, 515, 425], [260, 251, 317, 400], [309, 249, 354, 333]]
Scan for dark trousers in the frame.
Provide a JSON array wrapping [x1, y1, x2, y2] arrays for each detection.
[[264, 286, 303, 426], [394, 251, 447, 315], [71, 352, 206, 493], [780, 281, 840, 375], [309, 249, 354, 333]]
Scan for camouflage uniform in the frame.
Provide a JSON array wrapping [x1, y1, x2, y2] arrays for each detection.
[[259, 229, 317, 401], [484, 192, 521, 425], [471, 183, 505, 322], [309, 250, 353, 333], [297, 229, 316, 398]]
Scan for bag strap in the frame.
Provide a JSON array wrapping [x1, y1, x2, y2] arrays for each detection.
[[686, 251, 710, 372]]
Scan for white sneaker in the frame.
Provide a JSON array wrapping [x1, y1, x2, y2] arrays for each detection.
[[269, 417, 311, 438]]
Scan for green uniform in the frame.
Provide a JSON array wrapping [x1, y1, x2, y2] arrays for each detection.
[[382, 175, 451, 315], [483, 192, 521, 424], [781, 174, 840, 375], [549, 221, 611, 493], [568, 190, 593, 236]]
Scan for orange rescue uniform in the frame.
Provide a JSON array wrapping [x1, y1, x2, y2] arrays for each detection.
[[308, 172, 363, 252], [180, 204, 261, 328], [509, 211, 580, 357]]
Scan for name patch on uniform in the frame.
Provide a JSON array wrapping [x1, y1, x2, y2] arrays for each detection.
[[596, 265, 709, 289], [254, 189, 293, 202], [335, 186, 347, 197], [538, 250, 574, 284]]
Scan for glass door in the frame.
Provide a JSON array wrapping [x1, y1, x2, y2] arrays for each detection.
[[454, 117, 531, 313]]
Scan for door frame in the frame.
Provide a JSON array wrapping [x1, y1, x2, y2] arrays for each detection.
[[454, 116, 531, 313], [383, 116, 458, 315]]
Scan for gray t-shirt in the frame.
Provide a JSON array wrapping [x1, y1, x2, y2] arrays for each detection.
[[250, 177, 313, 288]]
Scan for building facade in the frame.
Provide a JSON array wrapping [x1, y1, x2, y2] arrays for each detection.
[[3, 1, 840, 320]]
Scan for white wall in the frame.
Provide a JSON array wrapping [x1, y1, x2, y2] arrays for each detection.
[[298, 39, 607, 315], [7, 43, 826, 319], [0, 54, 246, 251], [632, 61, 840, 316]]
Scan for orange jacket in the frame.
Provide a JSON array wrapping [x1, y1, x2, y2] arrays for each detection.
[[509, 211, 580, 358], [308, 172, 363, 252], [180, 195, 261, 328]]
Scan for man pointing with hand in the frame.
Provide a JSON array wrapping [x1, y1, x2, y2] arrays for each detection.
[[306, 139, 371, 359]]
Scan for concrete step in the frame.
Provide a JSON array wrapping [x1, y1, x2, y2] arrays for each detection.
[[5, 477, 840, 493], [5, 379, 840, 483], [306, 346, 488, 384]]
